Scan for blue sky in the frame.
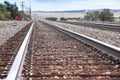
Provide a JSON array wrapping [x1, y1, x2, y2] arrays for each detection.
[[0, 0, 120, 11]]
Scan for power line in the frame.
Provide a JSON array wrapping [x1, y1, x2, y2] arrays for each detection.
[[21, 1, 31, 20]]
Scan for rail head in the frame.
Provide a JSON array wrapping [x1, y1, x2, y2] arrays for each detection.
[[41, 20, 120, 60], [6, 22, 34, 80]]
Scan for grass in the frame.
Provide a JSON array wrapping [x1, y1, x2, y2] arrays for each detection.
[[32, 12, 85, 19], [32, 12, 120, 23], [114, 17, 120, 22]]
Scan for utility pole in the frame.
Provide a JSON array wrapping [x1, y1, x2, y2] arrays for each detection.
[[20, 0, 31, 20], [21, 2, 24, 11], [29, 0, 31, 20], [21, 1, 24, 20]]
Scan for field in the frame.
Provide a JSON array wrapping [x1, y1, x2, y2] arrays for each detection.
[[32, 12, 120, 22], [32, 12, 85, 19]]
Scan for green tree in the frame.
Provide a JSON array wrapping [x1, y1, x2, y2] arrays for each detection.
[[84, 11, 99, 21], [84, 12, 92, 21], [99, 9, 114, 21], [4, 1, 19, 19], [0, 1, 30, 20], [0, 3, 11, 20], [93, 11, 99, 21]]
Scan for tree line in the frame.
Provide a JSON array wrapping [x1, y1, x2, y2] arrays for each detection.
[[84, 9, 114, 22], [0, 1, 28, 20]]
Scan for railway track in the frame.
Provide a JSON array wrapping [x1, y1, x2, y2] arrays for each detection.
[[60, 21, 120, 31], [2, 21, 120, 80], [0, 22, 32, 79]]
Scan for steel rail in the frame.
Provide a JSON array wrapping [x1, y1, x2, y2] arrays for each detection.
[[40, 20, 120, 60], [6, 22, 34, 80], [60, 21, 120, 31]]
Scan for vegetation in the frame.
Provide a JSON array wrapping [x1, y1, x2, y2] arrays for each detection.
[[0, 1, 30, 20], [60, 17, 67, 21], [60, 17, 81, 21], [114, 17, 120, 22], [46, 17, 57, 21], [99, 9, 114, 21], [0, 3, 11, 20], [84, 11, 99, 21], [4, 1, 19, 20], [84, 9, 114, 22]]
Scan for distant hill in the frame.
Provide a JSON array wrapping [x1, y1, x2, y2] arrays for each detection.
[[63, 10, 85, 13], [33, 9, 120, 13], [33, 10, 85, 13], [86, 9, 120, 13], [110, 9, 120, 13]]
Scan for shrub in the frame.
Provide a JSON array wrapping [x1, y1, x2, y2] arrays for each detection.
[[46, 17, 57, 21]]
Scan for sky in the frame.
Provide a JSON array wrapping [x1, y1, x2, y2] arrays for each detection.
[[0, 0, 120, 11]]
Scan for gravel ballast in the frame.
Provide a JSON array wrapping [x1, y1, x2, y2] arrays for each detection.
[[41, 20, 120, 48], [0, 21, 30, 46]]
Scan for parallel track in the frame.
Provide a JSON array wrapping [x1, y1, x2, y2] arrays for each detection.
[[60, 21, 120, 31]]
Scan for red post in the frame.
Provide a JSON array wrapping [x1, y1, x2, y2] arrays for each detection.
[[15, 16, 19, 20]]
